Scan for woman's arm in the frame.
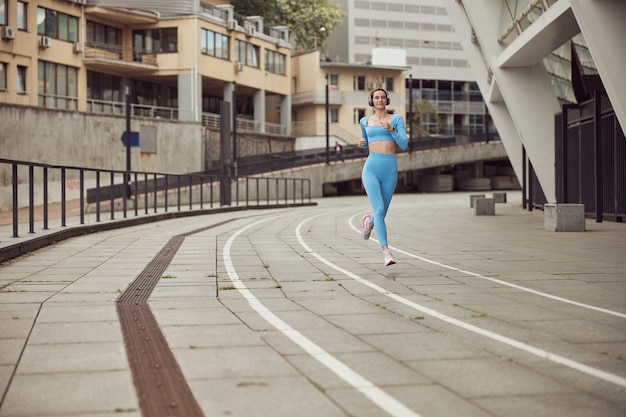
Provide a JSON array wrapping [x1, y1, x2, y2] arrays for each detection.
[[390, 114, 408, 151], [358, 117, 369, 148]]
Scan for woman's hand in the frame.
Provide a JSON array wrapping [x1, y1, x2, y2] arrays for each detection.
[[358, 138, 366, 148], [382, 121, 393, 133]]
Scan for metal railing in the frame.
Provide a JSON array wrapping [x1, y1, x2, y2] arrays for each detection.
[[1, 158, 312, 241]]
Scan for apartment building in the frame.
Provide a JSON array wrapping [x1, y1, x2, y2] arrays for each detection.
[[325, 0, 492, 136], [291, 50, 406, 148], [0, 0, 292, 134]]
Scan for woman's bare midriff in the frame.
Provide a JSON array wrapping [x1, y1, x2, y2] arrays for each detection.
[[368, 141, 397, 154]]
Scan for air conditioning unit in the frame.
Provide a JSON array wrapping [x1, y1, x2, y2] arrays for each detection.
[[1, 26, 15, 40], [227, 19, 237, 31], [245, 25, 255, 37], [73, 42, 84, 53], [235, 61, 243, 72], [40, 36, 52, 48], [366, 82, 377, 89]]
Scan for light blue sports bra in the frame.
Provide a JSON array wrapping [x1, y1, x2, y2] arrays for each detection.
[[359, 114, 408, 151]]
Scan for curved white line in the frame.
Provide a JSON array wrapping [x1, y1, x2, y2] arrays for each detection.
[[348, 214, 626, 319], [223, 217, 423, 417], [296, 212, 626, 388]]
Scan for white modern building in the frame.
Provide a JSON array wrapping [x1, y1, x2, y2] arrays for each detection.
[[441, 0, 626, 206], [326, 0, 491, 136]]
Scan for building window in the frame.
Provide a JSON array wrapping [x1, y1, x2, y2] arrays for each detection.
[[235, 40, 259, 68], [37, 7, 78, 42], [38, 61, 78, 110], [87, 70, 124, 113], [384, 77, 394, 92], [18, 2, 27, 30], [133, 28, 178, 53], [0, 0, 6, 25], [329, 74, 338, 90], [87, 21, 122, 47], [355, 75, 365, 91], [201, 29, 229, 59], [0, 62, 6, 91], [330, 108, 339, 123], [354, 108, 366, 123], [17, 66, 26, 94], [265, 50, 285, 75]]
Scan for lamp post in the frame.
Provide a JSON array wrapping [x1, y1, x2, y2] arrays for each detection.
[[325, 73, 330, 164], [124, 84, 131, 216], [125, 85, 131, 172], [408, 74, 413, 153]]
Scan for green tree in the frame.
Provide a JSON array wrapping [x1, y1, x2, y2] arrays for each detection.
[[230, 0, 280, 22], [231, 0, 344, 50], [410, 99, 440, 136]]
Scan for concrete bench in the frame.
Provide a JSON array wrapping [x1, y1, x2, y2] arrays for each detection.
[[473, 197, 495, 215], [492, 192, 507, 203], [544, 203, 585, 232]]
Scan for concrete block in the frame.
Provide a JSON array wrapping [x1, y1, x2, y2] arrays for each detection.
[[470, 194, 485, 208], [544, 203, 585, 232], [473, 198, 495, 215], [493, 192, 507, 203]]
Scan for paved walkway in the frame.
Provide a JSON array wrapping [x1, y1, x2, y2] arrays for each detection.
[[0, 191, 625, 417]]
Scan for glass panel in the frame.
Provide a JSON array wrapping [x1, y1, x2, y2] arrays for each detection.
[[0, 0, 6, 25], [0, 63, 6, 91], [17, 66, 26, 94], [222, 34, 229, 59], [45, 9, 57, 38], [68, 67, 77, 109], [58, 13, 68, 40], [215, 34, 224, 58], [68, 16, 78, 42], [57, 65, 67, 108], [247, 44, 258, 67], [201, 29, 207, 54], [207, 31, 215, 56], [46, 62, 56, 108], [162, 28, 177, 52], [37, 7, 45, 35], [18, 2, 26, 30], [278, 54, 285, 74]]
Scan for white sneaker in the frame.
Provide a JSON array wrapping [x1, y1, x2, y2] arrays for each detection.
[[383, 249, 395, 266], [361, 214, 373, 240]]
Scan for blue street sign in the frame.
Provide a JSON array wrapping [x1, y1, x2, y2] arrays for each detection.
[[121, 131, 140, 147]]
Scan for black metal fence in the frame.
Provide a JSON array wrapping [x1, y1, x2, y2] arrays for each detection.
[[555, 93, 626, 222], [1, 158, 312, 242]]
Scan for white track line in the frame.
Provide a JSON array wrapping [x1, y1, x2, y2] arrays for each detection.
[[348, 214, 626, 319], [297, 213, 626, 388], [223, 217, 423, 417]]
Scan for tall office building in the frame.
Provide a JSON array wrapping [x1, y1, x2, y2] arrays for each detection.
[[325, 0, 491, 136]]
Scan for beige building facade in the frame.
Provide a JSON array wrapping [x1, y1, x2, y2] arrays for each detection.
[[292, 50, 406, 148], [1, 0, 406, 158], [1, 0, 291, 134]]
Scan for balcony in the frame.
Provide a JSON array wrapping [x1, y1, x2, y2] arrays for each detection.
[[82, 43, 158, 73]]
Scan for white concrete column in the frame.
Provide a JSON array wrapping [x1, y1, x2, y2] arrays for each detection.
[[569, 0, 626, 136], [177, 73, 202, 122], [442, 0, 560, 202], [254, 89, 266, 133], [280, 95, 292, 135]]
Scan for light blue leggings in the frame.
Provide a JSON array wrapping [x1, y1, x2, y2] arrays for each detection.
[[362, 152, 398, 247]]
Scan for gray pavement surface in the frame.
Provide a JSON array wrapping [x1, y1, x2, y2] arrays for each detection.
[[1, 191, 625, 417]]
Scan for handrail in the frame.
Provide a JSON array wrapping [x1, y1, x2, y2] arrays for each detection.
[[0, 158, 312, 242]]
